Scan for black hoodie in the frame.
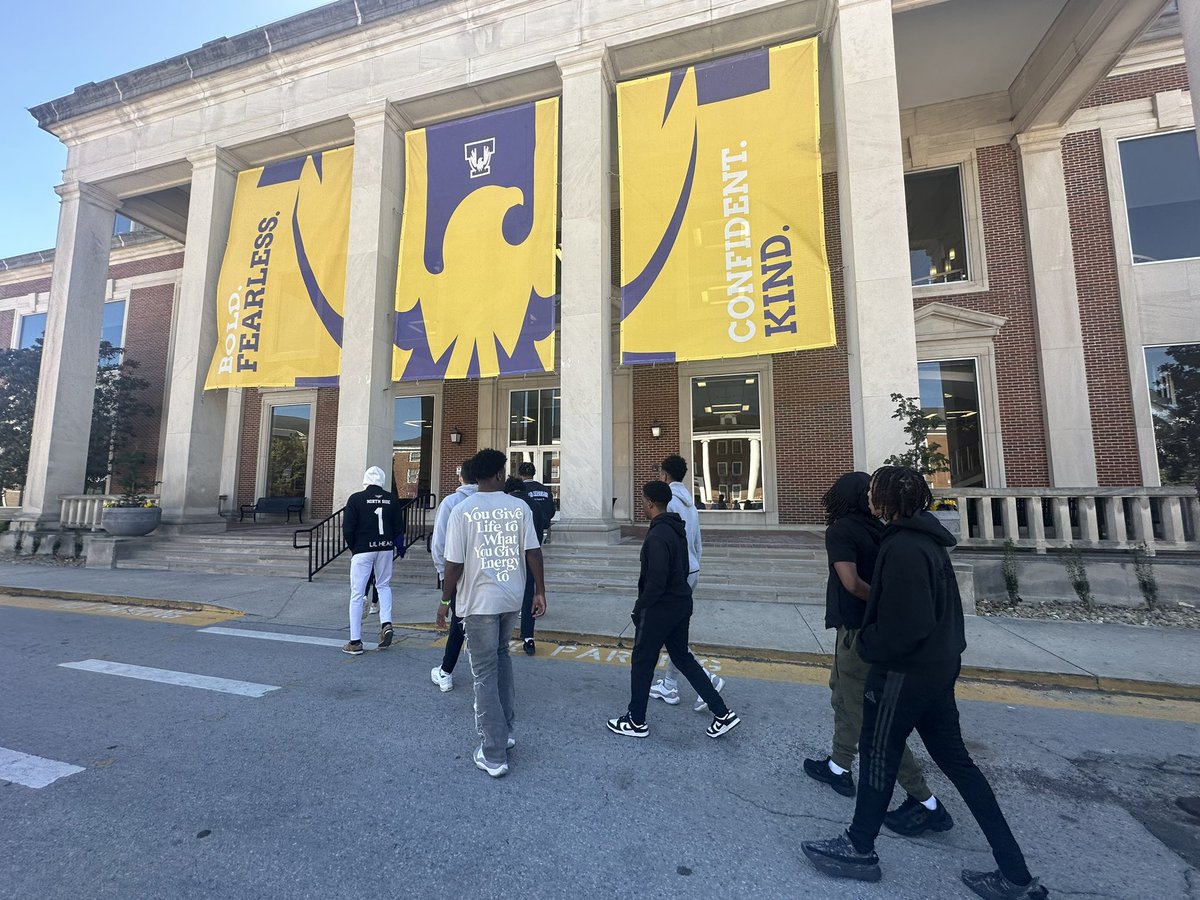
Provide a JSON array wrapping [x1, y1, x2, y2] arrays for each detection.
[[857, 510, 967, 673], [634, 511, 692, 616]]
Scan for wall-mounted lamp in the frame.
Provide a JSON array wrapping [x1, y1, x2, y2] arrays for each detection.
[[449, 426, 463, 445], [650, 422, 662, 439]]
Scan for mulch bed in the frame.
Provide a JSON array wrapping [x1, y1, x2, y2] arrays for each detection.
[[977, 597, 1200, 629]]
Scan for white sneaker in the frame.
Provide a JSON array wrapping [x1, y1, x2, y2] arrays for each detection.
[[507, 735, 517, 749], [695, 675, 726, 712], [650, 679, 680, 705], [473, 745, 508, 778], [430, 666, 454, 692], [369, 602, 379, 616]]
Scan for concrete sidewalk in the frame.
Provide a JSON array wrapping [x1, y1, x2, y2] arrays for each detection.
[[1, 560, 1197, 696]]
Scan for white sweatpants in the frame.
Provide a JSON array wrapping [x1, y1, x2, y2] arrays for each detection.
[[349, 550, 393, 641]]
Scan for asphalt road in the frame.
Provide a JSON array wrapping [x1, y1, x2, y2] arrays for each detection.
[[1, 599, 1198, 900]]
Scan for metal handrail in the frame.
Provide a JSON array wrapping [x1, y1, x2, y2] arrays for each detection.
[[292, 492, 436, 582]]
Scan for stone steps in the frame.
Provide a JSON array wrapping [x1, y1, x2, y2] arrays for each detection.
[[113, 533, 829, 603]]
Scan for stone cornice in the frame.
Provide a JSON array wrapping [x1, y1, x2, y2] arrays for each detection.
[[556, 47, 615, 85], [54, 181, 120, 211]]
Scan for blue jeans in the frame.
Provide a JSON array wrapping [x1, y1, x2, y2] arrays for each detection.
[[464, 611, 518, 766]]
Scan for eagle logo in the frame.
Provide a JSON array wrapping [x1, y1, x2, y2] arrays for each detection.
[[464, 138, 496, 178]]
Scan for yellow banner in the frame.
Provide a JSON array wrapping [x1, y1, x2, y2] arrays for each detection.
[[204, 148, 352, 389], [617, 40, 834, 364], [393, 99, 559, 381]]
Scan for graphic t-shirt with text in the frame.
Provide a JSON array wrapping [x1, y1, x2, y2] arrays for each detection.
[[444, 491, 540, 617]]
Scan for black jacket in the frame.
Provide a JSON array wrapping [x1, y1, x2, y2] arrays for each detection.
[[634, 512, 692, 616], [342, 485, 402, 555], [521, 479, 556, 534], [857, 511, 966, 673]]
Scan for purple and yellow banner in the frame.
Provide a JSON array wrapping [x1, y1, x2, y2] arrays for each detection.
[[204, 148, 352, 389], [617, 39, 834, 365], [393, 99, 559, 381]]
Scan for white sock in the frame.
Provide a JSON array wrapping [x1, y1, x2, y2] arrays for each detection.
[[921, 795, 938, 810], [828, 759, 848, 776]]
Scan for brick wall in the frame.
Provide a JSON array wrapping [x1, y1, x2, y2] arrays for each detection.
[[439, 380, 481, 499], [0, 277, 51, 301], [123, 283, 175, 485], [237, 388, 262, 510], [915, 143, 1051, 487], [1082, 63, 1189, 108], [631, 365, 680, 523], [773, 173, 854, 524], [0, 309, 12, 349], [1061, 129, 1143, 485], [311, 388, 339, 518]]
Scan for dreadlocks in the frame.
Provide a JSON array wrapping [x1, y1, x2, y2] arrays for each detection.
[[821, 472, 872, 526], [869, 465, 932, 522]]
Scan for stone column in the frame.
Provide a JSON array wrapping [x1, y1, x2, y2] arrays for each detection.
[[555, 49, 620, 543], [333, 104, 405, 508], [19, 181, 118, 527], [1180, 0, 1200, 159], [158, 149, 239, 530], [1015, 131, 1099, 487], [829, 0, 920, 469]]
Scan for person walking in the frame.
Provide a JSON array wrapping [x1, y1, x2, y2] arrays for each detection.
[[340, 466, 401, 655], [437, 449, 546, 778], [802, 467, 1047, 900], [804, 472, 952, 837], [427, 459, 477, 691], [511, 467, 552, 655], [608, 480, 739, 740], [650, 454, 724, 711]]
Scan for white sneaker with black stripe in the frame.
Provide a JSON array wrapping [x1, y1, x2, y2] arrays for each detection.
[[707, 710, 740, 738], [606, 713, 649, 738], [695, 675, 726, 712]]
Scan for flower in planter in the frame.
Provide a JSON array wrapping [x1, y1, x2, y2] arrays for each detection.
[[931, 498, 958, 511]]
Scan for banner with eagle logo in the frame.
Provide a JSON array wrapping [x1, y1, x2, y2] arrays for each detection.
[[393, 98, 559, 381]]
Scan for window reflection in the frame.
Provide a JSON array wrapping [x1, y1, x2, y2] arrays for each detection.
[[918, 360, 985, 488], [690, 374, 764, 512], [1119, 130, 1200, 264]]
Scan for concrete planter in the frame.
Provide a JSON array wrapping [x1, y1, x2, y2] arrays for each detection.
[[932, 509, 962, 538], [101, 506, 162, 537]]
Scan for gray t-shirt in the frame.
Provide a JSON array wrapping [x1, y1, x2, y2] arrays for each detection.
[[444, 491, 541, 617]]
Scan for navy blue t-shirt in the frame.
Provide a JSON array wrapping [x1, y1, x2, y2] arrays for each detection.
[[823, 512, 884, 631]]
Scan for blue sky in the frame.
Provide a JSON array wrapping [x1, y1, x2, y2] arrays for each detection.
[[0, 1, 326, 259]]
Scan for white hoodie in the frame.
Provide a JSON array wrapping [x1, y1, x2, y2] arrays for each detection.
[[666, 481, 702, 574], [430, 483, 478, 577]]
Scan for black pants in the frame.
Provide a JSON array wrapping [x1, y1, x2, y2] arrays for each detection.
[[520, 565, 536, 641], [628, 602, 727, 724], [365, 571, 380, 604], [848, 664, 1031, 885], [440, 588, 465, 674]]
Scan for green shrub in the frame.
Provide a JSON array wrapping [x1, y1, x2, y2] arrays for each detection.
[[1062, 544, 1093, 610]]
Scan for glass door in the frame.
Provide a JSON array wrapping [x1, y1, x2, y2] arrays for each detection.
[[507, 387, 561, 506], [393, 395, 435, 499]]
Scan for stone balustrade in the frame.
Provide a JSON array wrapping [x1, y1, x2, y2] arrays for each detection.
[[931, 487, 1200, 554], [59, 495, 160, 531]]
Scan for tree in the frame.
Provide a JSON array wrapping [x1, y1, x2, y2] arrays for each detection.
[[0, 340, 155, 501], [0, 341, 43, 499], [882, 392, 950, 477]]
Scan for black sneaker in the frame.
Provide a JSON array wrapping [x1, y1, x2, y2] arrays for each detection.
[[378, 623, 394, 649], [801, 832, 881, 883], [803, 756, 856, 797], [524, 639, 535, 656], [606, 713, 649, 738], [706, 711, 740, 738], [962, 869, 1048, 900], [883, 796, 954, 836]]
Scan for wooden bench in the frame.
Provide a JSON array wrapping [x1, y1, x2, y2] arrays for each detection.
[[239, 496, 307, 524]]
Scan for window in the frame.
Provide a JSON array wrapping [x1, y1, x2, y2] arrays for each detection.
[[918, 360, 986, 488], [18, 312, 46, 349], [906, 167, 970, 286], [266, 404, 311, 497], [393, 395, 435, 498], [1119, 130, 1200, 264], [17, 300, 125, 354], [691, 373, 764, 512], [1144, 344, 1200, 484]]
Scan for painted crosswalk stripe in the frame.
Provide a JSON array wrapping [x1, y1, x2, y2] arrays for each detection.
[[199, 626, 378, 650], [0, 747, 85, 788], [59, 659, 279, 697]]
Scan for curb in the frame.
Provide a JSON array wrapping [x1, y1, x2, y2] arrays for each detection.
[[400, 623, 1200, 703], [0, 586, 235, 616]]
